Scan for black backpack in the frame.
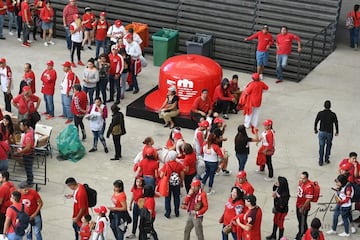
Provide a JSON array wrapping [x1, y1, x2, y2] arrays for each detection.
[[139, 208, 152, 233], [10, 204, 30, 236], [84, 184, 97, 208], [348, 182, 360, 202]]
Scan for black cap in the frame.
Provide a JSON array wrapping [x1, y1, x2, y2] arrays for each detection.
[[18, 181, 30, 189], [244, 194, 257, 205], [263, 25, 269, 30]]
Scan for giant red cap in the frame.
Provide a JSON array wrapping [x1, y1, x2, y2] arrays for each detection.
[[237, 170, 247, 178], [191, 179, 201, 187], [0, 58, 6, 63], [94, 205, 107, 214], [263, 119, 273, 126], [115, 20, 122, 27], [252, 73, 260, 81], [213, 117, 224, 124], [62, 61, 72, 67], [47, 60, 54, 66]]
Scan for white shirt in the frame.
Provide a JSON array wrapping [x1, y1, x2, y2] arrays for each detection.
[[125, 41, 142, 59], [70, 22, 83, 43], [203, 145, 218, 163], [107, 25, 126, 43], [0, 66, 12, 92], [89, 104, 105, 131], [61, 72, 70, 95]]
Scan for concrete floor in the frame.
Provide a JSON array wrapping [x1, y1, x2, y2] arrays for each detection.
[[0, 31, 359, 240]]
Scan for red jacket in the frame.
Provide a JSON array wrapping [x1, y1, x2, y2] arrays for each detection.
[[40, 6, 54, 23], [213, 85, 233, 102], [243, 80, 268, 108], [24, 71, 36, 94], [71, 91, 88, 116], [41, 69, 57, 95], [246, 31, 274, 52], [183, 189, 208, 218], [108, 53, 124, 75]]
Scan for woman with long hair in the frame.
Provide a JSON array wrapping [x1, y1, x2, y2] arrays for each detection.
[[0, 115, 15, 143], [183, 143, 197, 193], [139, 185, 158, 240], [109, 179, 127, 240], [127, 177, 144, 239], [234, 124, 259, 171]]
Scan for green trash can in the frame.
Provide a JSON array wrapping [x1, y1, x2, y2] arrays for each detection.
[[152, 28, 179, 66]]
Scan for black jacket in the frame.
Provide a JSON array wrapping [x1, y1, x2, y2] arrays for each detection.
[[106, 111, 126, 137]]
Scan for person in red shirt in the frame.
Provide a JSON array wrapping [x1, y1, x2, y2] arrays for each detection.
[[183, 179, 208, 240], [295, 171, 314, 240], [212, 78, 236, 120], [40, 60, 57, 119], [139, 185, 158, 240], [94, 12, 109, 59], [183, 143, 197, 193], [107, 45, 124, 102], [245, 25, 274, 80], [303, 217, 325, 240], [135, 147, 159, 188], [240, 73, 269, 133], [62, 0, 79, 50], [22, 62, 36, 94], [12, 86, 41, 126], [40, 0, 55, 47], [108, 179, 127, 240], [0, 171, 14, 234], [257, 119, 275, 181], [21, 0, 31, 47], [65, 177, 89, 240], [0, 133, 10, 173], [347, 4, 360, 49], [275, 26, 301, 83], [71, 84, 88, 140], [234, 171, 254, 196], [79, 214, 92, 240], [127, 177, 144, 239], [229, 74, 241, 112], [81, 7, 95, 50], [6, 0, 16, 35], [220, 186, 245, 240], [190, 88, 213, 124], [18, 181, 43, 240]]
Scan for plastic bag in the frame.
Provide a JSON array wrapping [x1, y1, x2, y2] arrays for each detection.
[[56, 124, 86, 162]]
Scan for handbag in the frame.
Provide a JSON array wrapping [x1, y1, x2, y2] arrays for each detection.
[[223, 224, 233, 234], [111, 124, 122, 135], [158, 174, 169, 197]]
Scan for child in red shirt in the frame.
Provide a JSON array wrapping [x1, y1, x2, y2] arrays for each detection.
[[127, 177, 144, 238], [79, 214, 92, 240]]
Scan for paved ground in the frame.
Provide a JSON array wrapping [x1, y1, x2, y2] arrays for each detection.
[[0, 31, 359, 240]]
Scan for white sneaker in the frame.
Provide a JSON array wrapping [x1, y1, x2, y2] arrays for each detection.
[[28, 40, 32, 43], [17, 38, 22, 42], [126, 233, 136, 239], [207, 190, 215, 196], [259, 74, 264, 80], [44, 42, 48, 47], [48, 40, 55, 45], [338, 232, 350, 237], [8, 32, 14, 36], [326, 229, 337, 235], [264, 177, 274, 182], [256, 169, 265, 174], [337, 220, 344, 226], [351, 226, 356, 234]]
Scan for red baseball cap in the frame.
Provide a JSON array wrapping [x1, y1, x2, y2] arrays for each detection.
[[22, 86, 31, 93], [100, 12, 106, 17], [173, 132, 183, 140], [94, 205, 107, 214], [340, 163, 352, 171], [263, 119, 273, 126], [47, 60, 54, 66], [213, 117, 224, 124], [191, 179, 201, 187], [62, 61, 72, 67], [73, 14, 79, 20], [144, 147, 155, 157], [198, 120, 209, 128], [0, 58, 5, 63], [124, 33, 133, 40], [237, 170, 247, 178], [115, 20, 122, 27], [252, 73, 260, 81]]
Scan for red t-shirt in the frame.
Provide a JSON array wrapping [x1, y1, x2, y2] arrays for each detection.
[[21, 1, 31, 23], [339, 158, 360, 183], [111, 192, 126, 208], [12, 94, 40, 115], [245, 80, 269, 107], [0, 141, 10, 161], [183, 152, 197, 175], [24, 71, 36, 94], [73, 184, 89, 227], [162, 160, 184, 176], [20, 188, 41, 215], [94, 20, 109, 41], [131, 187, 143, 203], [234, 181, 254, 196], [1, 181, 15, 211], [0, 184, 10, 213], [213, 85, 233, 102], [230, 81, 239, 93], [240, 207, 262, 240], [139, 159, 159, 177], [82, 12, 95, 29], [40, 6, 54, 23], [0, 1, 6, 15], [80, 223, 91, 240], [296, 180, 314, 209], [41, 69, 57, 95], [21, 128, 34, 155], [276, 33, 300, 55], [348, 11, 360, 27], [247, 31, 274, 52], [71, 91, 88, 116], [63, 3, 78, 26], [191, 96, 213, 113], [6, 0, 15, 12], [144, 197, 156, 218], [223, 198, 244, 225], [5, 202, 29, 233]]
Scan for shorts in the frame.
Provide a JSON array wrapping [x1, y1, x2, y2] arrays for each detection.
[[256, 51, 269, 66], [41, 22, 53, 30], [84, 27, 93, 31]]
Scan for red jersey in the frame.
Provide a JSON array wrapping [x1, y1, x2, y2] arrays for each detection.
[[191, 95, 213, 113], [213, 85, 233, 102], [6, 0, 15, 13], [73, 184, 89, 227], [348, 11, 360, 27], [0, 1, 6, 15], [183, 152, 197, 175], [82, 12, 95, 29], [241, 206, 262, 240], [161, 160, 184, 176], [276, 33, 301, 55], [40, 5, 54, 23], [21, 1, 31, 22], [6, 202, 29, 233], [12, 94, 40, 115], [79, 223, 91, 240], [0, 141, 10, 161], [20, 188, 41, 215], [244, 80, 268, 107], [41, 68, 57, 95], [223, 198, 244, 225], [111, 192, 126, 208], [94, 20, 109, 41], [24, 70, 36, 94], [131, 187, 143, 203], [0, 183, 10, 213], [302, 228, 325, 240], [296, 180, 314, 210], [71, 91, 88, 116], [230, 81, 239, 93], [234, 181, 254, 196], [138, 158, 159, 177], [246, 31, 274, 52], [63, 3, 78, 26], [144, 197, 156, 218], [108, 53, 124, 75], [339, 158, 360, 183]]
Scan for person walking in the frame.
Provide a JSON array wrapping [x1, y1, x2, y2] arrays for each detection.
[[347, 4, 360, 49], [62, 0, 78, 50], [234, 124, 259, 171], [245, 25, 274, 80], [266, 176, 290, 240], [21, 0, 31, 47], [314, 100, 339, 166], [275, 26, 301, 83], [87, 97, 108, 153], [106, 104, 126, 160], [40, 60, 57, 119], [0, 58, 13, 112], [71, 84, 88, 140]]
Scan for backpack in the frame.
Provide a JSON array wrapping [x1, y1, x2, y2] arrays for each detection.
[[168, 164, 180, 186], [346, 16, 354, 29], [348, 182, 360, 202], [310, 181, 320, 203], [83, 184, 97, 208], [139, 208, 152, 233], [10, 204, 30, 236]]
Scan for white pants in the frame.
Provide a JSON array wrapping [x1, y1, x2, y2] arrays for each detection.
[[244, 107, 260, 128]]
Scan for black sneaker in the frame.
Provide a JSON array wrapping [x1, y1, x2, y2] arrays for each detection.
[[88, 46, 92, 50], [223, 114, 229, 120], [89, 148, 97, 152], [105, 147, 109, 153], [110, 158, 120, 161], [125, 88, 133, 92]]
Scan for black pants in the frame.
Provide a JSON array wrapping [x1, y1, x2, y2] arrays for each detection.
[[260, 155, 273, 178], [3, 92, 11, 112], [0, 212, 5, 234], [295, 208, 309, 240], [139, 217, 158, 240], [112, 134, 121, 158], [213, 100, 231, 114], [74, 115, 85, 131], [17, 16, 22, 39], [23, 154, 34, 185], [96, 78, 107, 103], [184, 173, 196, 193], [71, 41, 82, 63]]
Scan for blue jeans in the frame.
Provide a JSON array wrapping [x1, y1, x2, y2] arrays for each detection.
[[61, 94, 73, 120], [349, 27, 359, 48], [202, 161, 218, 189], [143, 176, 155, 188], [92, 129, 107, 149], [72, 221, 80, 240], [6, 232, 23, 240], [23, 22, 30, 44], [43, 94, 54, 116], [165, 184, 180, 217], [120, 72, 128, 97], [130, 64, 139, 91], [108, 74, 116, 101], [0, 159, 8, 172], [83, 86, 96, 105], [276, 54, 288, 80], [256, 51, 269, 66], [95, 40, 106, 59], [318, 131, 333, 164], [332, 205, 351, 234], [65, 27, 72, 50], [23, 154, 34, 185], [16, 16, 22, 39], [222, 224, 237, 240], [7, 11, 17, 33], [96, 78, 108, 103], [27, 214, 42, 240], [110, 211, 125, 240], [236, 153, 248, 171], [131, 203, 139, 234], [0, 15, 4, 37]]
